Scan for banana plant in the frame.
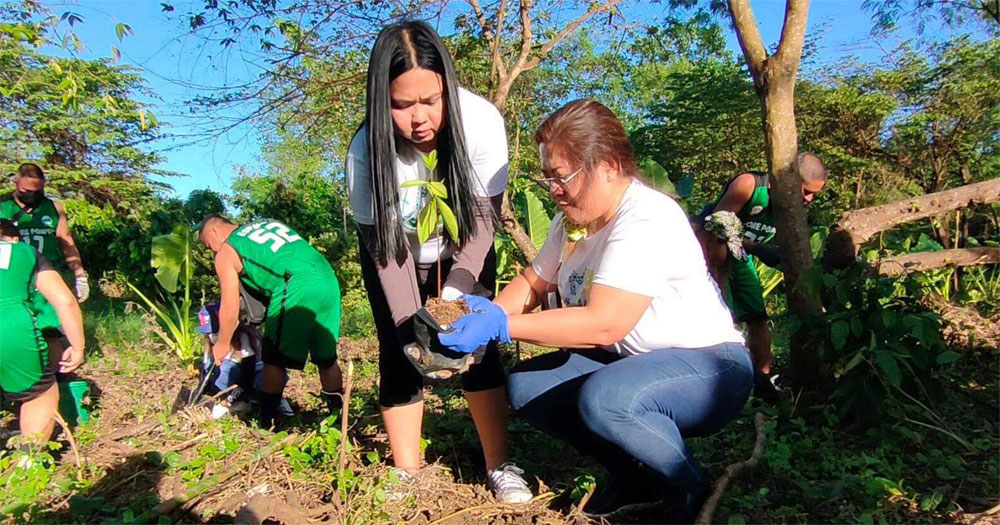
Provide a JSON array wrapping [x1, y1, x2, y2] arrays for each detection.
[[400, 150, 459, 297], [126, 224, 201, 358]]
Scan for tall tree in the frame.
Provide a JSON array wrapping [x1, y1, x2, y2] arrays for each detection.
[[0, 3, 166, 211], [726, 0, 825, 387]]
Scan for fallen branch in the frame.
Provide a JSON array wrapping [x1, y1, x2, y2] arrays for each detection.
[[969, 502, 1000, 525], [825, 179, 1000, 268], [132, 433, 298, 523], [105, 385, 236, 441], [53, 412, 83, 482], [877, 248, 1000, 277], [696, 412, 768, 525], [428, 491, 557, 525]]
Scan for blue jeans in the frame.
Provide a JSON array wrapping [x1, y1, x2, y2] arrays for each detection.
[[507, 342, 753, 490]]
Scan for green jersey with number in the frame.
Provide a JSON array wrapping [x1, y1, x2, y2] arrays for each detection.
[[0, 193, 65, 270], [734, 172, 776, 245], [225, 219, 334, 297], [701, 172, 775, 245], [0, 240, 42, 308]]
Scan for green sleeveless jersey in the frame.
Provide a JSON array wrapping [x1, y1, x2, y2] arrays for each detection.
[[0, 240, 48, 309], [225, 219, 333, 297], [0, 193, 65, 270], [701, 172, 775, 245], [734, 172, 776, 245]]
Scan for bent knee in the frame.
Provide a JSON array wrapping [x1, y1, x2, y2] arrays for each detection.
[[577, 382, 632, 436]]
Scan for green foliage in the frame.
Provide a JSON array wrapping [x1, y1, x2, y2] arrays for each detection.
[[0, 443, 61, 519], [401, 150, 459, 245], [800, 262, 949, 427], [0, 15, 168, 207], [518, 189, 551, 252], [127, 225, 200, 359]]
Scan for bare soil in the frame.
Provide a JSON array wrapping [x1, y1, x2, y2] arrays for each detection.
[[424, 297, 469, 328]]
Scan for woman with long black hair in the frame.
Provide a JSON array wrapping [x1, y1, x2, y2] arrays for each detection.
[[345, 20, 531, 503]]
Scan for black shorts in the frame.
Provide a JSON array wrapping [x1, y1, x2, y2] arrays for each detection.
[[359, 242, 506, 407]]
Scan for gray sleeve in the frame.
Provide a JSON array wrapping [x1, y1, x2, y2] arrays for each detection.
[[357, 224, 422, 326], [445, 194, 502, 294]]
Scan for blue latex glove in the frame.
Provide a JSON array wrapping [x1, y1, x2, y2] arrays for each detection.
[[438, 295, 510, 353]]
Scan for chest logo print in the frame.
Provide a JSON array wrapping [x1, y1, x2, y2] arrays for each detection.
[[41, 216, 54, 228]]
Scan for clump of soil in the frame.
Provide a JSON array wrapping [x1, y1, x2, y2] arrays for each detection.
[[424, 297, 469, 327]]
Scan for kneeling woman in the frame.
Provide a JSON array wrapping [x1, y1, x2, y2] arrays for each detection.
[[439, 100, 753, 519]]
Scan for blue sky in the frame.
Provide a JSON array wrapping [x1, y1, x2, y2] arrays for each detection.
[[51, 0, 924, 198]]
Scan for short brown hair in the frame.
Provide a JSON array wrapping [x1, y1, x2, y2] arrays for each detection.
[[16, 163, 45, 180], [534, 99, 638, 178]]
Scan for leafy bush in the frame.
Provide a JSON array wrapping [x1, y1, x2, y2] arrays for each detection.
[[799, 261, 949, 427]]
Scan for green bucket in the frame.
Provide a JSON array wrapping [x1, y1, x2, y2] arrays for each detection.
[[57, 380, 91, 427]]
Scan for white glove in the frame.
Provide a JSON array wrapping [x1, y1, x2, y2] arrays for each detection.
[[441, 286, 463, 301], [75, 272, 90, 303]]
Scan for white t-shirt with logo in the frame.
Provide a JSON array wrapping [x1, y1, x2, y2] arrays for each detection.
[[346, 88, 508, 264], [532, 180, 744, 355]]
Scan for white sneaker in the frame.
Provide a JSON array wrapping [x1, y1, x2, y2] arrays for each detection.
[[210, 403, 230, 420], [385, 467, 420, 503], [487, 461, 533, 504]]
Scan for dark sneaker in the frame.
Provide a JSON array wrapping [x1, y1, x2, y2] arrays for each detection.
[[662, 481, 710, 524], [754, 372, 784, 403], [582, 477, 663, 517]]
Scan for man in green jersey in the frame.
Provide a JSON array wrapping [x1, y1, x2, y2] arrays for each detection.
[[199, 216, 343, 428], [698, 153, 827, 400], [1, 163, 90, 371], [0, 220, 86, 443]]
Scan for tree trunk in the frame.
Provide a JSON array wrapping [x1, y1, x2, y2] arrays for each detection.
[[877, 248, 999, 277], [501, 193, 538, 260], [824, 178, 1000, 269], [761, 70, 824, 388], [728, 0, 823, 389]]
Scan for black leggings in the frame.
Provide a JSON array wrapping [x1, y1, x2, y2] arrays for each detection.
[[359, 242, 506, 407]]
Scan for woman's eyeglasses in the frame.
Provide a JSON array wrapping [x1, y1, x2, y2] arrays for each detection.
[[534, 167, 582, 190]]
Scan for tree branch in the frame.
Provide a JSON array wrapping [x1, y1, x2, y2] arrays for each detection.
[[696, 413, 768, 525], [877, 248, 1000, 277], [774, 0, 811, 68], [727, 0, 768, 82], [521, 0, 626, 70], [825, 178, 1000, 268]]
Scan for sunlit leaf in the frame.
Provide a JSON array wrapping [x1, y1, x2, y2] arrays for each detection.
[[417, 199, 437, 244], [426, 181, 447, 199], [114, 23, 133, 42], [438, 201, 459, 242]]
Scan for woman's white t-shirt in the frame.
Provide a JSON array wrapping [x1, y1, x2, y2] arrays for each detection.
[[532, 180, 744, 355], [346, 88, 508, 264]]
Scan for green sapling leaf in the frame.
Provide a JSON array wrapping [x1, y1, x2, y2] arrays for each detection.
[[439, 201, 459, 241], [417, 199, 438, 244], [427, 181, 448, 199]]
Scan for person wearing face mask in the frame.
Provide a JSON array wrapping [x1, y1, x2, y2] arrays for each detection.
[[437, 100, 753, 520], [345, 20, 531, 504], [694, 154, 828, 401], [1, 163, 90, 383]]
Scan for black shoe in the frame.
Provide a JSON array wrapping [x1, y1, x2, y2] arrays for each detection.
[[662, 481, 710, 524], [754, 372, 784, 403], [582, 476, 663, 518]]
